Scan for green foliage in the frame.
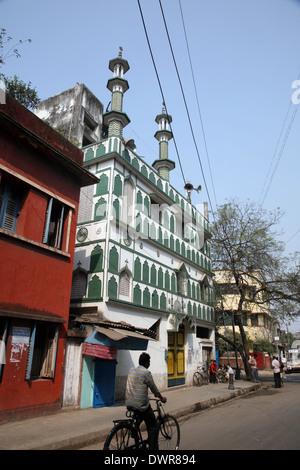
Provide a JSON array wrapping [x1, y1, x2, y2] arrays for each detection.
[[0, 28, 39, 110], [2, 75, 40, 110], [252, 339, 275, 354], [216, 329, 246, 355]]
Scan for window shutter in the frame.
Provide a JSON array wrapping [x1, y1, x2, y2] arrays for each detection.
[[56, 205, 64, 249], [40, 327, 59, 378], [43, 197, 53, 243], [71, 271, 87, 298], [25, 324, 36, 380], [0, 186, 19, 232], [119, 271, 130, 297]]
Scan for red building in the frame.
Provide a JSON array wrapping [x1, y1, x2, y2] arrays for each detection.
[[0, 95, 97, 423]]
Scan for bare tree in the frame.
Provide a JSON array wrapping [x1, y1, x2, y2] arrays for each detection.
[[211, 199, 300, 380]]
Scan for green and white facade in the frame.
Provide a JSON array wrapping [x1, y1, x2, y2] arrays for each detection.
[[71, 50, 215, 400]]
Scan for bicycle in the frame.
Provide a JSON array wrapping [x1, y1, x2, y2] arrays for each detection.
[[103, 398, 180, 450], [216, 368, 227, 383], [193, 365, 209, 386]]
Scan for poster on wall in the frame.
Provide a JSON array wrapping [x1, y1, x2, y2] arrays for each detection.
[[10, 327, 31, 363], [12, 327, 31, 345]]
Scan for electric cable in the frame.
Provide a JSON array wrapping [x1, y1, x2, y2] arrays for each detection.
[[158, 0, 215, 219], [137, 0, 186, 186], [258, 71, 300, 207], [178, 0, 218, 209]]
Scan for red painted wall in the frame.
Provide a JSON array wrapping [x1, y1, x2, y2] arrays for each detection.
[[0, 96, 91, 423], [0, 319, 66, 423]]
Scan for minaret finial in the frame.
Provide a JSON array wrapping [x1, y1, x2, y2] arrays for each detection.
[[119, 46, 123, 58]]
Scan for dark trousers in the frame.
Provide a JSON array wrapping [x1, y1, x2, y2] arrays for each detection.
[[274, 372, 281, 388], [210, 372, 216, 383], [140, 405, 158, 450]]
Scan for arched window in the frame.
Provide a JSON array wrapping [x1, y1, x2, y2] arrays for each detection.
[[109, 246, 119, 274], [134, 257, 141, 281], [113, 174, 122, 196], [88, 274, 102, 299], [108, 276, 117, 299], [143, 261, 149, 283], [175, 263, 189, 296], [133, 284, 141, 304], [150, 264, 156, 285], [71, 270, 87, 299], [143, 287, 150, 307], [119, 270, 131, 299], [94, 197, 107, 221], [90, 245, 103, 272], [152, 290, 159, 309], [95, 174, 108, 196]]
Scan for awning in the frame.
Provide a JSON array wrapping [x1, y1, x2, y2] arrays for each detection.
[[95, 326, 153, 342], [82, 342, 116, 360], [85, 327, 152, 352]]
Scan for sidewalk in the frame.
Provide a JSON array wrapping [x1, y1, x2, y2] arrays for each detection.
[[0, 379, 262, 450]]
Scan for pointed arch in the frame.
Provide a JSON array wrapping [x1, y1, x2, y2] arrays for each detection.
[[88, 274, 102, 299], [119, 269, 131, 300], [90, 245, 103, 272], [108, 246, 119, 274], [108, 275, 117, 299]]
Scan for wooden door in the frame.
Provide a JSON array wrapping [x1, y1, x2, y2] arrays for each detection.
[[167, 325, 185, 387]]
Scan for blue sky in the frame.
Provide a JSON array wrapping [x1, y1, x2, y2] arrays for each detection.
[[1, 0, 300, 331]]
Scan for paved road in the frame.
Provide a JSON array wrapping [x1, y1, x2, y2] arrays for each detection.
[[179, 382, 300, 450], [81, 380, 300, 450]]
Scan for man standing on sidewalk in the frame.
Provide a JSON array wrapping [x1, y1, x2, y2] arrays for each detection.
[[272, 356, 282, 388], [248, 354, 259, 383], [125, 353, 167, 450]]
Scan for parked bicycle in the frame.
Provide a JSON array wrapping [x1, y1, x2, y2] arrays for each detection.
[[193, 365, 209, 386], [216, 367, 227, 383], [103, 398, 180, 450]]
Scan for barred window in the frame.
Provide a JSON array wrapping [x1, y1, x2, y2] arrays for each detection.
[[119, 271, 130, 298]]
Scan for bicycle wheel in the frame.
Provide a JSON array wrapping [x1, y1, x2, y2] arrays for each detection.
[[193, 371, 201, 386], [103, 422, 139, 450], [203, 373, 209, 385], [157, 414, 180, 450]]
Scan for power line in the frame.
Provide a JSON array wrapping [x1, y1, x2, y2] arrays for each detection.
[[285, 228, 300, 246], [158, 0, 215, 219], [137, 0, 186, 186], [178, 0, 218, 209], [258, 73, 300, 207]]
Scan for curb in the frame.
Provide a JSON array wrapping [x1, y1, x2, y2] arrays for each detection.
[[170, 383, 262, 421]]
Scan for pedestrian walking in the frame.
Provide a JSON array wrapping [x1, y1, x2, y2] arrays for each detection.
[[248, 354, 259, 383], [279, 357, 284, 387], [272, 356, 282, 388]]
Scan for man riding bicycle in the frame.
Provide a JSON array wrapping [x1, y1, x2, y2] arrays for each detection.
[[125, 352, 167, 450]]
